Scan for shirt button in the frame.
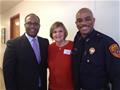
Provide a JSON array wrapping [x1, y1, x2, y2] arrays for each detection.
[[87, 59, 90, 63]]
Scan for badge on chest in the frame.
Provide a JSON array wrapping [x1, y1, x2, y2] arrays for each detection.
[[89, 47, 95, 55]]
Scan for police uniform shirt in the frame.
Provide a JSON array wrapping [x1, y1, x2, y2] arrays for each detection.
[[72, 29, 120, 90]]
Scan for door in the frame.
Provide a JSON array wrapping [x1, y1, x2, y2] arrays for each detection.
[[10, 14, 20, 39]]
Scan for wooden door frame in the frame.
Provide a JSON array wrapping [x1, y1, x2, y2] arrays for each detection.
[[10, 14, 20, 39]]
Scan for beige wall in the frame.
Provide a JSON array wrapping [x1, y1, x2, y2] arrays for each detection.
[[0, 12, 5, 86], [0, 14, 1, 68], [0, 68, 5, 90], [0, 14, 6, 68], [2, 1, 96, 42], [0, 0, 120, 68]]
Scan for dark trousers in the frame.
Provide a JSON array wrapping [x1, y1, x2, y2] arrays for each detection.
[[80, 88, 110, 90], [37, 86, 42, 90]]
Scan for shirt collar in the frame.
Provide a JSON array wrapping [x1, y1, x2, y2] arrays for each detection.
[[76, 28, 96, 42], [25, 33, 38, 42]]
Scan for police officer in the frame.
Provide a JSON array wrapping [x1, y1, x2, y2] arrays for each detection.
[[72, 8, 120, 90]]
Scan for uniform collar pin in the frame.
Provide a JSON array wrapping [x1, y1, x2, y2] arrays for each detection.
[[86, 38, 90, 42]]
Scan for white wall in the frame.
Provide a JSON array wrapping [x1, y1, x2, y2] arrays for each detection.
[[0, 14, 1, 44], [0, 14, 6, 68], [0, 0, 120, 68], [2, 1, 96, 42], [119, 1, 120, 44], [2, 0, 120, 42], [94, 1, 120, 43], [0, 14, 1, 68]]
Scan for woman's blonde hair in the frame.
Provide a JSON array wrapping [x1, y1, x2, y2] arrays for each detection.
[[50, 21, 68, 39]]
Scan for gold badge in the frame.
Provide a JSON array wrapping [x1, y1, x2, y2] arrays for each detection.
[[109, 43, 120, 58], [89, 47, 95, 55]]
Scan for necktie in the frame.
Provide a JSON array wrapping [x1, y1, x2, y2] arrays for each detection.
[[32, 38, 40, 63], [32, 38, 41, 87]]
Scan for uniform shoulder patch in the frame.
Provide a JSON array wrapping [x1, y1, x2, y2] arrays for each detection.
[[109, 43, 120, 58]]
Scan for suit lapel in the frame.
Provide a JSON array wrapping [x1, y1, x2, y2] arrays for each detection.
[[20, 34, 38, 64], [21, 34, 32, 49]]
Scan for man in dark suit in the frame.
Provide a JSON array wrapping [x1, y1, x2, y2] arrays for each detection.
[[3, 13, 49, 90]]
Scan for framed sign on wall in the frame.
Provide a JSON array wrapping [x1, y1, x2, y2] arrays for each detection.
[[1, 28, 6, 44]]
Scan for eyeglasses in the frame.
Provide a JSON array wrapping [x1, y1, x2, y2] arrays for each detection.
[[25, 22, 40, 26]]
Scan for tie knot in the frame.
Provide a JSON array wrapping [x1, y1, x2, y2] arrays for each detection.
[[32, 38, 37, 44], [32, 38, 36, 41], [32, 38, 38, 49]]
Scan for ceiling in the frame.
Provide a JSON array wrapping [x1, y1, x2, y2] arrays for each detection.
[[0, 0, 22, 14]]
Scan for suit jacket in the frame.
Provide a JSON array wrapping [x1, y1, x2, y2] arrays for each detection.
[[3, 34, 49, 90]]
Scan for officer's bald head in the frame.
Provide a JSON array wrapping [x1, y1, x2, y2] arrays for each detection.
[[76, 8, 94, 18]]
